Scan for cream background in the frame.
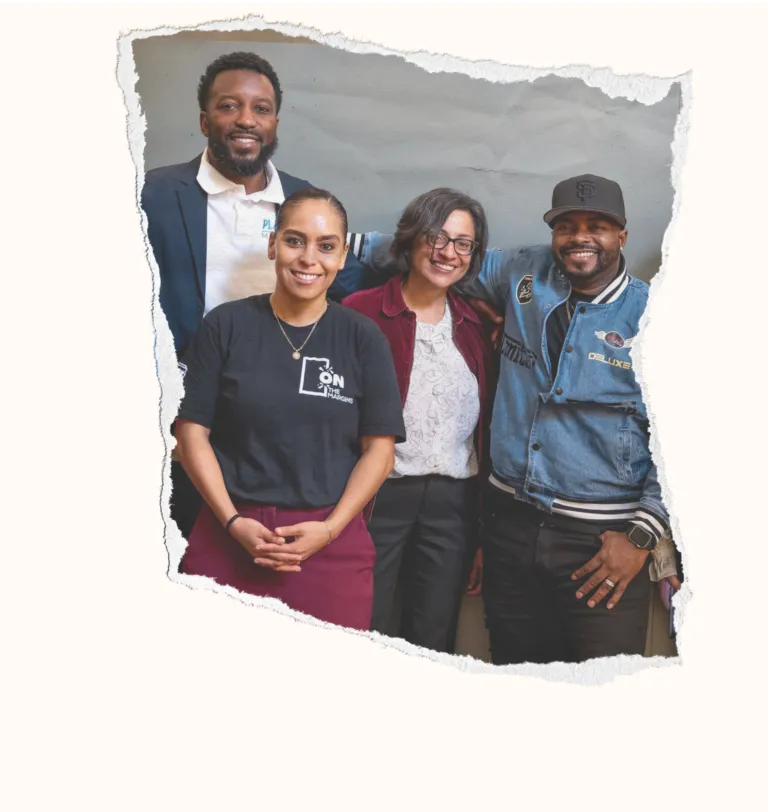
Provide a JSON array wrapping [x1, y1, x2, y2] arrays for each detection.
[[1, 2, 766, 810]]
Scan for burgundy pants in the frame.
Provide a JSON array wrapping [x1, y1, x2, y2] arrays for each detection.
[[180, 502, 375, 631]]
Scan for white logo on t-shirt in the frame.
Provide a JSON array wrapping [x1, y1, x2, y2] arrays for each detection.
[[298, 357, 354, 404]]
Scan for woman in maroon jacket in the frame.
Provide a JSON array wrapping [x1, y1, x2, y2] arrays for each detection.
[[343, 188, 495, 653]]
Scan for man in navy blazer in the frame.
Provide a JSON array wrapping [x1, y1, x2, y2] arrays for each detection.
[[143, 157, 323, 357], [141, 50, 368, 359], [141, 51, 369, 537]]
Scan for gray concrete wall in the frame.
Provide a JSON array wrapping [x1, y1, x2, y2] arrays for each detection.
[[134, 30, 679, 282], [133, 30, 679, 661]]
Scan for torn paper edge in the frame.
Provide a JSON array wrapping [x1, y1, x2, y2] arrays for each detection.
[[116, 12, 690, 686]]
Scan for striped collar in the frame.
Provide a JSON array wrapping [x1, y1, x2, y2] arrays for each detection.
[[590, 256, 629, 304]]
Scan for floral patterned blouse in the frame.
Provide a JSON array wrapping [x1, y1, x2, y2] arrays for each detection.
[[392, 305, 480, 480]]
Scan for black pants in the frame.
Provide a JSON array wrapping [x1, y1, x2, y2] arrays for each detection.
[[482, 485, 650, 664], [170, 461, 202, 540], [368, 475, 477, 653]]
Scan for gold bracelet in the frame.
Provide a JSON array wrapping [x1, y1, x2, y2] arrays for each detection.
[[324, 521, 333, 543]]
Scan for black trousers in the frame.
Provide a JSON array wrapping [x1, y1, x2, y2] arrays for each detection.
[[481, 485, 650, 664], [170, 461, 202, 540], [368, 475, 477, 653]]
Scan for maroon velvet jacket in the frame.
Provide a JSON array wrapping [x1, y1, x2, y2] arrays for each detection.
[[342, 274, 496, 482]]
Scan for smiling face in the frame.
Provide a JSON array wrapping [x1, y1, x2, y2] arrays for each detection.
[[409, 209, 476, 291], [200, 69, 279, 178], [550, 211, 627, 290], [268, 199, 349, 302]]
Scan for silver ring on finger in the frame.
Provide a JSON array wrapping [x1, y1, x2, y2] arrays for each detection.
[[604, 578, 617, 588]]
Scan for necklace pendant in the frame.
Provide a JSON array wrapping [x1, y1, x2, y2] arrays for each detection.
[[292, 351, 301, 360]]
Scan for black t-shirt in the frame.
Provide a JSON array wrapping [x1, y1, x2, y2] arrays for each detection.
[[547, 261, 626, 376], [546, 291, 596, 376], [177, 295, 406, 508]]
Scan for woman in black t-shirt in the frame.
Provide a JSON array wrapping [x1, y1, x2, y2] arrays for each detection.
[[174, 188, 405, 630]]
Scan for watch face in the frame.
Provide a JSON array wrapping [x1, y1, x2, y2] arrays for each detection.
[[629, 526, 655, 549]]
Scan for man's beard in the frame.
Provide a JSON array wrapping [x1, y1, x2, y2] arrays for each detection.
[[553, 244, 619, 284], [208, 134, 279, 178]]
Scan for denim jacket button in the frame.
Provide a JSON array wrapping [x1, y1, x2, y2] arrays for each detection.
[[532, 443, 541, 451], [556, 387, 563, 395], [565, 345, 573, 353], [579, 306, 586, 314]]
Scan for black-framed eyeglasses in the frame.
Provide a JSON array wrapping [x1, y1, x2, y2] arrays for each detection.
[[425, 231, 478, 256]]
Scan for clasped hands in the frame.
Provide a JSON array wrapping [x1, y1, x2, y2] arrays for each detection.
[[229, 517, 333, 573]]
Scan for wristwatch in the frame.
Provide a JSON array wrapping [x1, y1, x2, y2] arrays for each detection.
[[627, 524, 657, 551]]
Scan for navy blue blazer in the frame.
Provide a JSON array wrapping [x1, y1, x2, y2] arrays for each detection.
[[141, 154, 368, 355]]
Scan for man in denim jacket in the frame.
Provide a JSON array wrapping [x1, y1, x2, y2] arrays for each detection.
[[355, 175, 676, 663], [471, 174, 671, 664]]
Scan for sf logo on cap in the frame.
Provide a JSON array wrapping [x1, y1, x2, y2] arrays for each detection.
[[576, 180, 596, 202]]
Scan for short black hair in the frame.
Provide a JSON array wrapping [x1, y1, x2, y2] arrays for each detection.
[[197, 51, 282, 112], [391, 188, 489, 291], [275, 187, 349, 240]]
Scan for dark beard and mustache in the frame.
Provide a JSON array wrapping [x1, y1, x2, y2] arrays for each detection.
[[553, 243, 618, 282], [208, 133, 279, 178]]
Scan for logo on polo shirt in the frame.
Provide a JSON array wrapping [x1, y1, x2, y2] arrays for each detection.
[[299, 357, 354, 404], [516, 275, 534, 304], [261, 214, 276, 239], [594, 330, 635, 350]]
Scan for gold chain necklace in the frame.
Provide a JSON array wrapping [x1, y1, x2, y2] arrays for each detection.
[[269, 295, 328, 360]]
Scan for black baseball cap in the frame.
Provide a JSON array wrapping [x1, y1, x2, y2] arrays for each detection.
[[543, 174, 626, 228]]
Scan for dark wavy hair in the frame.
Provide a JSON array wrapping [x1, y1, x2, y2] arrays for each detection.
[[275, 187, 349, 239], [390, 188, 488, 291], [197, 51, 283, 112]]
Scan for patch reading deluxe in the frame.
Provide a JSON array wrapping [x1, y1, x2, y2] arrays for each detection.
[[588, 352, 632, 370], [516, 274, 534, 304]]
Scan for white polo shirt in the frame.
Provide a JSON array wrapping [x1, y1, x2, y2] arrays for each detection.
[[197, 149, 285, 314]]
